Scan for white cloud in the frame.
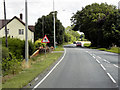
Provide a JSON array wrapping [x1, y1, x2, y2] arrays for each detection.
[[0, 0, 119, 27]]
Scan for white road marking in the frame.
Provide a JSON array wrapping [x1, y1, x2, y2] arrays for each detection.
[[86, 51, 88, 53], [103, 59, 107, 62], [97, 56, 102, 59], [90, 54, 93, 56], [113, 64, 119, 68], [33, 48, 66, 89], [93, 56, 95, 59], [106, 60, 110, 64], [100, 64, 106, 71], [107, 73, 116, 84], [96, 59, 100, 64]]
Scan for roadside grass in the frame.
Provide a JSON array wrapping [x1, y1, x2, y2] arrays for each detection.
[[84, 43, 91, 47], [54, 42, 72, 51], [90, 47, 120, 54], [2, 52, 63, 88], [106, 47, 120, 53], [55, 45, 64, 51]]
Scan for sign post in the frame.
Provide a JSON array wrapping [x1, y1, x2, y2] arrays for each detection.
[[41, 35, 50, 56]]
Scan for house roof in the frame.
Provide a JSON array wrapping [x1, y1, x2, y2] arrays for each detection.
[[0, 16, 35, 32], [0, 19, 10, 29]]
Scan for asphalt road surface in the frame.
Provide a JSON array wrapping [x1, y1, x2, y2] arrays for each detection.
[[32, 44, 119, 89]]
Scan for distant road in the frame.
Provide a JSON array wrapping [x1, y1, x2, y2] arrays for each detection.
[[33, 44, 119, 89]]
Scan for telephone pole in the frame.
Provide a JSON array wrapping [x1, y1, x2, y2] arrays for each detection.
[[53, 0, 56, 49], [3, 0, 8, 47], [25, 0, 29, 65]]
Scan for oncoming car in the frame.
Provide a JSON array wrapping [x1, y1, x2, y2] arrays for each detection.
[[76, 42, 82, 47]]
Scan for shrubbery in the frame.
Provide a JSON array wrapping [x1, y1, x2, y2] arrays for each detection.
[[2, 37, 35, 76], [34, 39, 46, 49], [2, 53, 22, 76], [2, 37, 35, 59]]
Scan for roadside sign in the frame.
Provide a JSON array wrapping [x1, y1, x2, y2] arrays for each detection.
[[41, 35, 50, 43]]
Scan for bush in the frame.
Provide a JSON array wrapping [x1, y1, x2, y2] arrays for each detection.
[[2, 53, 22, 76], [2, 46, 9, 59], [98, 48, 107, 51], [2, 37, 35, 59], [34, 39, 46, 49], [84, 43, 91, 47]]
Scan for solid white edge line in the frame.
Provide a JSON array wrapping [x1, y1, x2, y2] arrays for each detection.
[[32, 48, 66, 89], [96, 59, 100, 64], [107, 73, 116, 84], [100, 64, 106, 71]]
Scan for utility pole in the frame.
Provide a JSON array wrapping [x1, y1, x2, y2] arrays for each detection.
[[25, 0, 29, 65], [3, 0, 8, 47], [42, 16, 44, 37], [53, 0, 56, 49]]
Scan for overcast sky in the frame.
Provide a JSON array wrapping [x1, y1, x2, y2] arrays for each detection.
[[0, 0, 119, 27]]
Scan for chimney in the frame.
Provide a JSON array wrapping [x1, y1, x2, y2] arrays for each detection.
[[20, 13, 23, 20]]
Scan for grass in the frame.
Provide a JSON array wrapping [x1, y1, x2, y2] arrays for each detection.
[[106, 47, 120, 53], [55, 46, 64, 51], [90, 47, 120, 54], [54, 42, 72, 51], [2, 52, 63, 88], [84, 43, 91, 47]]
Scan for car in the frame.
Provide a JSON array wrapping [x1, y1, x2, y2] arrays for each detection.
[[76, 42, 82, 47]]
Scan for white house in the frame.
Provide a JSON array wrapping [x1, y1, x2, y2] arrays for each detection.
[[0, 15, 34, 43]]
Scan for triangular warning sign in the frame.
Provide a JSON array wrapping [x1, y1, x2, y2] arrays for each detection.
[[41, 35, 50, 43]]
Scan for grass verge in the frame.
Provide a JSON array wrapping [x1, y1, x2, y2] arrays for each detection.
[[90, 47, 120, 54], [54, 42, 72, 51], [2, 52, 63, 88]]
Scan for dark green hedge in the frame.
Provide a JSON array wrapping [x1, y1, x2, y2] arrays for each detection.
[[2, 37, 35, 59]]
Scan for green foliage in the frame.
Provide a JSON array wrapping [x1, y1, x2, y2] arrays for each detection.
[[35, 12, 65, 46], [2, 46, 9, 59], [64, 26, 80, 42], [2, 37, 35, 59], [84, 43, 91, 47], [34, 39, 46, 49], [2, 53, 63, 88], [2, 53, 22, 76], [71, 3, 120, 48]]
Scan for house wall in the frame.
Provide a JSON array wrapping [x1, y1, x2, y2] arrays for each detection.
[[0, 18, 34, 43]]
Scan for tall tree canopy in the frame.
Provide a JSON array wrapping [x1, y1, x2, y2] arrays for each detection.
[[71, 3, 120, 48], [35, 12, 65, 46]]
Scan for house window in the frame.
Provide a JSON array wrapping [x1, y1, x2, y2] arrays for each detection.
[[19, 29, 24, 35]]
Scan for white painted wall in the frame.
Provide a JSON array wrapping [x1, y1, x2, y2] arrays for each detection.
[[0, 18, 34, 43]]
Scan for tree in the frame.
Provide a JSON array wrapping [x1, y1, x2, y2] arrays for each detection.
[[71, 3, 120, 48], [35, 12, 65, 46]]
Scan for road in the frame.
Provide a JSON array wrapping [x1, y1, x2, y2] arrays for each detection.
[[32, 44, 119, 89]]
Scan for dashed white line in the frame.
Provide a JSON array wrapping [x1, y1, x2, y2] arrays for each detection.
[[113, 64, 119, 68], [90, 54, 93, 56], [100, 64, 106, 70], [97, 56, 102, 59], [96, 59, 100, 64], [33, 48, 66, 89], [103, 59, 110, 64], [92, 56, 95, 59], [103, 59, 107, 62], [86, 51, 88, 53], [107, 73, 116, 84], [106, 60, 110, 64]]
